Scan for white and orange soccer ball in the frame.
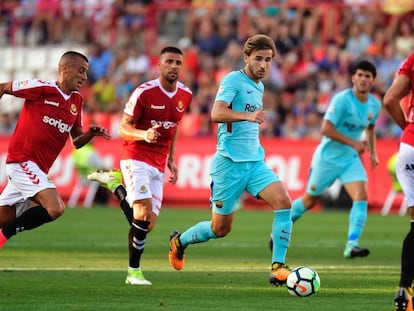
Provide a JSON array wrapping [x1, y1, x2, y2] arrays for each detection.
[[286, 266, 320, 297]]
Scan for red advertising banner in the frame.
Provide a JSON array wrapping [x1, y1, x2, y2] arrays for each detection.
[[0, 137, 400, 212]]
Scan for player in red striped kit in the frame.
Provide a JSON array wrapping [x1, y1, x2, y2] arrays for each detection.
[[384, 53, 414, 311], [87, 46, 192, 285], [0, 51, 110, 248]]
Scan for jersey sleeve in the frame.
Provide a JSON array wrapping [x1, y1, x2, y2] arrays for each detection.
[[214, 72, 239, 106], [397, 53, 414, 80], [11, 79, 47, 100], [369, 97, 382, 126], [323, 93, 346, 126], [124, 86, 144, 117]]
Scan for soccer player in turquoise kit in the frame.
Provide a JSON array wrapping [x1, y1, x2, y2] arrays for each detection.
[[289, 60, 380, 259], [169, 34, 293, 286]]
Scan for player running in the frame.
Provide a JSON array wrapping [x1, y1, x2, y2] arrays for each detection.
[[87, 46, 192, 285], [168, 34, 293, 286], [384, 52, 414, 311], [0, 51, 110, 247]]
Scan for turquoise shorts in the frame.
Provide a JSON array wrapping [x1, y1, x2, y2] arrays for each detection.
[[209, 153, 279, 215], [306, 154, 367, 196]]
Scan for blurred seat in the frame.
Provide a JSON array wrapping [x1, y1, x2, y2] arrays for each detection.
[[0, 70, 12, 83], [13, 69, 35, 81], [381, 190, 406, 216], [2, 46, 25, 72], [24, 47, 47, 71], [381, 153, 407, 216], [68, 176, 100, 208]]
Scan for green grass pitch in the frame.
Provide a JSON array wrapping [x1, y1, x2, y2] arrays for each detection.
[[0, 206, 406, 311]]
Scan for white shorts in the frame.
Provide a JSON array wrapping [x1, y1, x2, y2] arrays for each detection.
[[397, 143, 414, 208], [120, 159, 163, 216], [0, 161, 56, 216]]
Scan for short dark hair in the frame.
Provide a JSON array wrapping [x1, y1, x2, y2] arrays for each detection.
[[160, 46, 183, 56], [61, 51, 89, 63], [352, 60, 377, 78]]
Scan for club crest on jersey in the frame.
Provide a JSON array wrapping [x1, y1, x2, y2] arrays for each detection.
[[176, 100, 185, 112], [18, 80, 29, 88], [126, 100, 134, 111], [70, 103, 78, 115]]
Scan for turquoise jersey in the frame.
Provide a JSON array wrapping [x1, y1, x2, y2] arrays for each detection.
[[316, 88, 381, 161], [214, 70, 265, 162]]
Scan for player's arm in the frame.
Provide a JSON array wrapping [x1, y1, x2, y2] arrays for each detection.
[[365, 124, 379, 170], [211, 100, 266, 124], [383, 74, 410, 130], [118, 113, 160, 143], [0, 82, 12, 98], [321, 120, 367, 154], [71, 125, 111, 149], [167, 128, 179, 184]]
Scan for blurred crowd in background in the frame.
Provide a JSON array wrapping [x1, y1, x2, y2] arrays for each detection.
[[0, 0, 413, 139]]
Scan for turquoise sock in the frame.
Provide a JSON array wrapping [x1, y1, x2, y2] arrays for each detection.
[[272, 209, 292, 264], [291, 198, 307, 222], [347, 201, 368, 243], [179, 221, 217, 248]]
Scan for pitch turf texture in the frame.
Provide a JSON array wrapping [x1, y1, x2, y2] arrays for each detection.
[[0, 206, 406, 311]]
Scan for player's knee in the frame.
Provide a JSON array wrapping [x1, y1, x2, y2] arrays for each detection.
[[303, 194, 319, 209], [212, 224, 231, 237], [47, 203, 65, 219]]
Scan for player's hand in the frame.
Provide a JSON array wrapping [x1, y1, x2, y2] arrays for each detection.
[[89, 125, 111, 140], [144, 125, 161, 143], [249, 110, 267, 124], [370, 154, 379, 170], [167, 159, 178, 184], [354, 140, 368, 155]]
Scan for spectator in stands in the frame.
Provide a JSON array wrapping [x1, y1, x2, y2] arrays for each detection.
[[394, 20, 414, 60], [124, 45, 150, 84], [31, 0, 62, 44], [60, 0, 90, 44], [274, 20, 301, 56], [114, 0, 152, 45], [375, 42, 403, 95], [194, 16, 222, 57], [345, 23, 372, 61], [0, 112, 17, 136], [90, 75, 117, 113], [87, 42, 114, 84]]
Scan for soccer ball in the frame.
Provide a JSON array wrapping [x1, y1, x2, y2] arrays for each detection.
[[286, 266, 320, 297]]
